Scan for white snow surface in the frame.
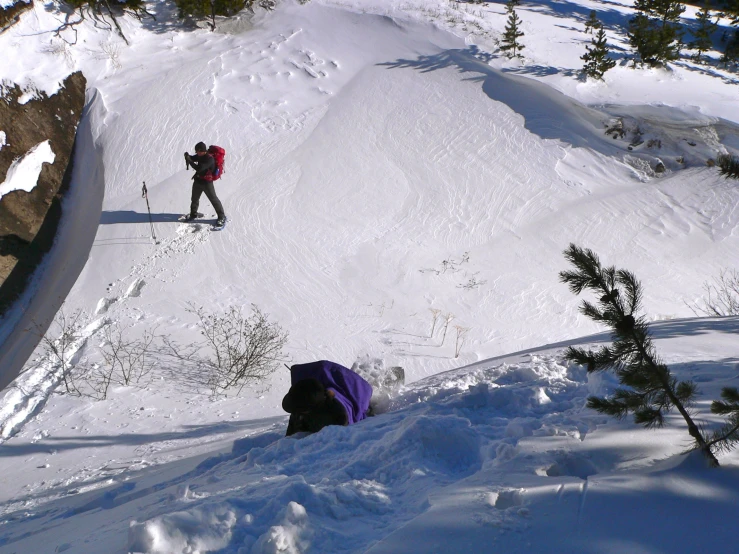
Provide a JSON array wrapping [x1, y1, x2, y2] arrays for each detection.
[[0, 0, 738, 552], [0, 140, 55, 198]]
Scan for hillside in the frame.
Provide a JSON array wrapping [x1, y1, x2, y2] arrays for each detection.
[[0, 0, 738, 552]]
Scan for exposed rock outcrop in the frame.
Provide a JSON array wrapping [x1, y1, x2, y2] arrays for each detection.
[[0, 71, 87, 314], [0, 0, 33, 32]]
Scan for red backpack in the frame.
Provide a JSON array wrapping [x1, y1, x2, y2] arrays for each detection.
[[204, 145, 226, 181]]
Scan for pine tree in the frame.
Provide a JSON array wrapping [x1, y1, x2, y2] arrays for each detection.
[[174, 0, 251, 29], [584, 10, 601, 34], [628, 13, 661, 66], [581, 26, 616, 79], [716, 154, 739, 179], [628, 0, 685, 67], [500, 1, 525, 59], [721, 30, 739, 67], [689, 2, 717, 63], [559, 244, 728, 467], [723, 0, 739, 26]]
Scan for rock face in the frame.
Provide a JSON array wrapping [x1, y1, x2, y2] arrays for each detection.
[[0, 71, 87, 313], [0, 0, 33, 33]]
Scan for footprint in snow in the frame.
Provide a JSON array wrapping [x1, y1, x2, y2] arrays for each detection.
[[124, 278, 145, 298], [94, 297, 117, 315]]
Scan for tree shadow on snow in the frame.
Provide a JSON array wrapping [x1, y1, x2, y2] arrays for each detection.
[[648, 316, 739, 340], [379, 45, 739, 162], [0, 422, 285, 547], [0, 416, 284, 458], [378, 46, 633, 159]]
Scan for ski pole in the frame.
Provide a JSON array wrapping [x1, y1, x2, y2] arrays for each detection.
[[141, 182, 157, 243]]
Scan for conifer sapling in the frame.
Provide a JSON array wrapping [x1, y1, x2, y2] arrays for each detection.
[[689, 2, 718, 64], [584, 10, 601, 34], [500, 0, 525, 59], [581, 26, 616, 79], [559, 244, 721, 466]]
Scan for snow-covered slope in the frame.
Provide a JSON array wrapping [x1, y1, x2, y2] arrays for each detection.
[[2, 319, 738, 553], [0, 0, 738, 551]]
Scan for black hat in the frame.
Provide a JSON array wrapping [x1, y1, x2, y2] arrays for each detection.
[[195, 142, 207, 152], [282, 378, 326, 413]]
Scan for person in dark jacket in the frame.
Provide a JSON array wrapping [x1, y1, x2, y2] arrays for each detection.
[[183, 142, 226, 226], [282, 361, 373, 436]]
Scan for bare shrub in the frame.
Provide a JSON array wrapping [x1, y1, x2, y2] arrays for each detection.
[[429, 308, 442, 338], [687, 269, 739, 317], [27, 308, 87, 396], [436, 313, 455, 347], [42, 39, 74, 68], [99, 41, 123, 70], [454, 326, 470, 358], [165, 304, 288, 395], [99, 322, 157, 386]]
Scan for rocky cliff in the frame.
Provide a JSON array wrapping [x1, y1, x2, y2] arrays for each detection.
[[0, 71, 87, 314], [0, 0, 33, 33]]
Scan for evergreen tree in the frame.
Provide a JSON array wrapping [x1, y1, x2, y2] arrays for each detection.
[[721, 30, 739, 67], [500, 1, 525, 59], [558, 244, 739, 468], [584, 9, 602, 34], [175, 0, 252, 29], [723, 0, 739, 26], [628, 13, 662, 66], [716, 154, 739, 178], [581, 26, 616, 79], [689, 2, 718, 63], [628, 0, 685, 67]]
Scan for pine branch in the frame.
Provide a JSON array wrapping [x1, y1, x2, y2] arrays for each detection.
[[716, 154, 739, 180], [581, 300, 606, 321], [587, 395, 631, 419], [559, 270, 591, 295], [706, 414, 739, 454], [711, 387, 739, 415], [675, 381, 698, 405], [564, 345, 621, 372], [634, 406, 665, 428]]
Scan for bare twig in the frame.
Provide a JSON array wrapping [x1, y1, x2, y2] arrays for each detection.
[[454, 326, 470, 358]]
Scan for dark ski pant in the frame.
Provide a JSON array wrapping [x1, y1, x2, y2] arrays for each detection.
[[190, 180, 225, 219]]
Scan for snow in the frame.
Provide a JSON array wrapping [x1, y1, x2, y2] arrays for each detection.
[[0, 140, 55, 199], [0, 0, 738, 552]]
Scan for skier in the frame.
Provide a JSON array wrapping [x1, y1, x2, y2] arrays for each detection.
[[282, 360, 373, 436], [182, 142, 227, 227]]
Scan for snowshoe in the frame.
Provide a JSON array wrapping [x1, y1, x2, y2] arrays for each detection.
[[178, 212, 204, 222], [211, 216, 228, 231]]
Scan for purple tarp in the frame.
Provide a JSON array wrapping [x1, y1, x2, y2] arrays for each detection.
[[290, 360, 373, 425]]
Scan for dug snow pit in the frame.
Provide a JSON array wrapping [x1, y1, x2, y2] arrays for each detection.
[[543, 452, 598, 479], [493, 489, 525, 510]]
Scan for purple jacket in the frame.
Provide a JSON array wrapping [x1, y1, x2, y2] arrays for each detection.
[[290, 361, 373, 425]]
